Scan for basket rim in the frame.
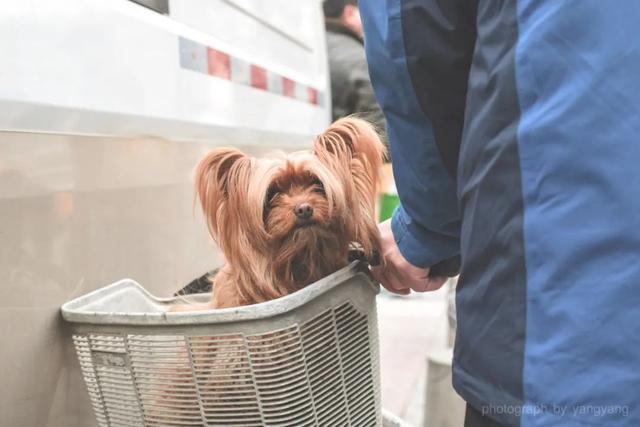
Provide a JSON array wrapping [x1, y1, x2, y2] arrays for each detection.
[[60, 261, 377, 326]]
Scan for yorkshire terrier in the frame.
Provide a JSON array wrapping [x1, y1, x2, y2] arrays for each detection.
[[193, 117, 385, 309]]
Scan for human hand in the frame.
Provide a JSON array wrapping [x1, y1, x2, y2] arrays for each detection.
[[371, 219, 448, 294]]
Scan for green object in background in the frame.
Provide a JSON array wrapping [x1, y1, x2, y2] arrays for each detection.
[[379, 193, 400, 221]]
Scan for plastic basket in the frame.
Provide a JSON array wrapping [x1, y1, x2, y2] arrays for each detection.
[[61, 262, 383, 427]]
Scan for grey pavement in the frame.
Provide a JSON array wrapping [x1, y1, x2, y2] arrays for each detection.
[[377, 286, 450, 425]]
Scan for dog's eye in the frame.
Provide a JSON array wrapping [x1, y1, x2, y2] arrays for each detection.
[[311, 178, 325, 194], [266, 185, 280, 203]]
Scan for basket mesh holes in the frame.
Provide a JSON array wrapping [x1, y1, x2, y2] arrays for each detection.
[[72, 301, 378, 426]]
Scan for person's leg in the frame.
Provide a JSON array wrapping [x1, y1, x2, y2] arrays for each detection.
[[464, 404, 508, 427]]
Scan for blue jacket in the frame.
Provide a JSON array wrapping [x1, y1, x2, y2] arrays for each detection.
[[361, 1, 640, 426]]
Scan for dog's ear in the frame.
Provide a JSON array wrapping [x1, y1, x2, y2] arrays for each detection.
[[313, 117, 386, 259], [313, 117, 386, 202], [194, 147, 250, 239], [313, 117, 386, 181]]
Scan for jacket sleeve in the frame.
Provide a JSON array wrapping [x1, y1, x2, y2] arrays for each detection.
[[360, 0, 477, 268]]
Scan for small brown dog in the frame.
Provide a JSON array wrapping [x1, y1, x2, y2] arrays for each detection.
[[194, 117, 385, 309]]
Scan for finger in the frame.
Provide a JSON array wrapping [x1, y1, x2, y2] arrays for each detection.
[[372, 267, 394, 292], [391, 278, 411, 295], [381, 269, 411, 295], [402, 268, 432, 292], [390, 286, 411, 296], [370, 265, 385, 285], [387, 270, 411, 294], [409, 279, 430, 292], [426, 276, 448, 291]]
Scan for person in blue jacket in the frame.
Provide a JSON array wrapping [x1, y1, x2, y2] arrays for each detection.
[[361, 1, 640, 426]]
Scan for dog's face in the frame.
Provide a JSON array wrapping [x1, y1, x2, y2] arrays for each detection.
[[257, 155, 352, 281], [260, 154, 349, 241], [194, 117, 385, 291], [264, 164, 332, 238]]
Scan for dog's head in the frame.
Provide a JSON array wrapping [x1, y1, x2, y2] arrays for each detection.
[[194, 117, 385, 288]]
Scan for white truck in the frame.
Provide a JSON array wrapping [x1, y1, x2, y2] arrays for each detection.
[[0, 1, 330, 425]]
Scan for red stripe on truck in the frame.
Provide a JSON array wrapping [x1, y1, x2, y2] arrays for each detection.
[[308, 88, 318, 105], [250, 65, 268, 90], [207, 48, 231, 80], [179, 37, 322, 106], [283, 77, 295, 98]]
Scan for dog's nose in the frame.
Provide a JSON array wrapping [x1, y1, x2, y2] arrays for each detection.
[[294, 203, 313, 220]]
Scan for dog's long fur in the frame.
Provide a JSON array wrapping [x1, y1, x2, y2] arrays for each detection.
[[194, 117, 385, 308], [148, 118, 385, 423]]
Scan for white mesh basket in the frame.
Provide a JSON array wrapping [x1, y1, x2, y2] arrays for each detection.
[[61, 262, 383, 427]]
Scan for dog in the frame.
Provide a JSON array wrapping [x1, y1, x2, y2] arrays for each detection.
[[145, 118, 385, 424], [193, 117, 385, 309]]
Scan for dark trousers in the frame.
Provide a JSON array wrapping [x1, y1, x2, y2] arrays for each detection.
[[464, 404, 508, 427]]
